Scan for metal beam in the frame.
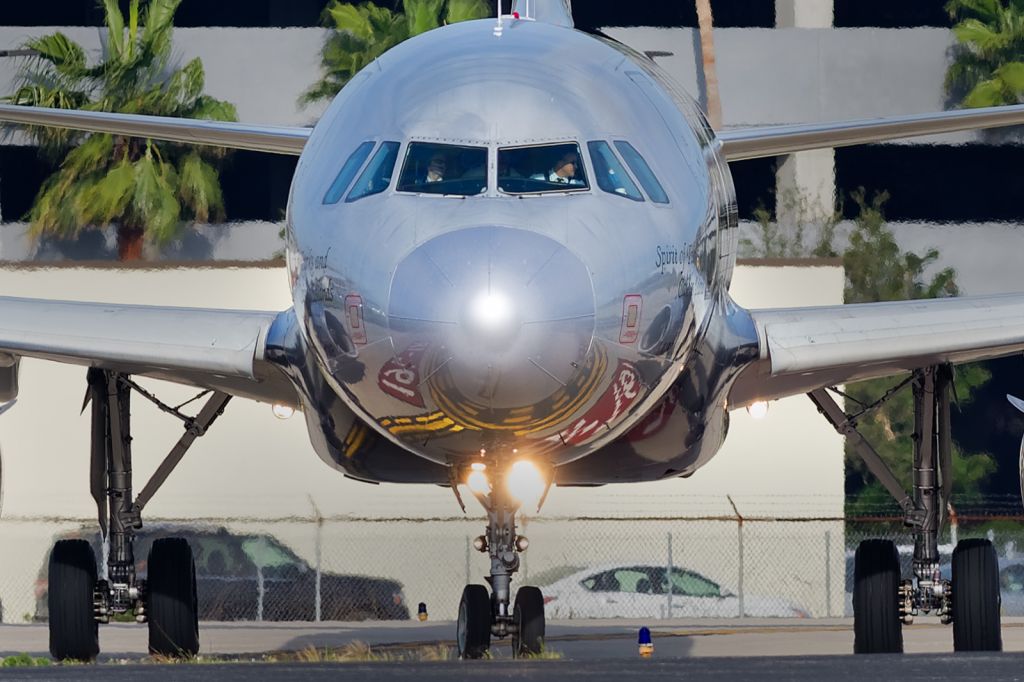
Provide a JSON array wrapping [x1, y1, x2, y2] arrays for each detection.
[[808, 388, 914, 514], [133, 391, 232, 513]]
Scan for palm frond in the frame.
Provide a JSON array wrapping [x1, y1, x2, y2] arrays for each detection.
[[445, 0, 490, 24]]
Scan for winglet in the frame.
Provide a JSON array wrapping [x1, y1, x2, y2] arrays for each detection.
[[1008, 394, 1024, 414], [511, 0, 573, 27]]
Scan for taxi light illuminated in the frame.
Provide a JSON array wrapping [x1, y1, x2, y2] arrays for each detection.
[[746, 401, 769, 420], [272, 404, 295, 420], [507, 460, 545, 506], [467, 469, 491, 495]]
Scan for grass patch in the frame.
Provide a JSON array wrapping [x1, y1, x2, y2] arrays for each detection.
[[1, 653, 51, 667]]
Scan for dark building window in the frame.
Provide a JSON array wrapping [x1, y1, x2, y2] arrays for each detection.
[[0, 147, 52, 222], [572, 1, 774, 30], [731, 156, 777, 220], [836, 145, 1024, 222], [0, 1, 775, 29], [0, 0, 325, 27], [834, 0, 951, 28]]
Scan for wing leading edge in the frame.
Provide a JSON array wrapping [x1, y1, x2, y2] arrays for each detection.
[[0, 104, 310, 155], [729, 294, 1024, 407], [0, 296, 297, 405], [718, 104, 1024, 161]]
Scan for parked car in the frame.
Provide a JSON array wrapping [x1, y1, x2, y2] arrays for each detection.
[[35, 526, 409, 622], [540, 564, 809, 619]]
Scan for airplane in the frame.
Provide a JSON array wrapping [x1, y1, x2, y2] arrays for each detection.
[[0, 0, 1022, 661]]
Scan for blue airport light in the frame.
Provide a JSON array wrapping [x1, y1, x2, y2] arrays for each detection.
[[638, 626, 653, 658]]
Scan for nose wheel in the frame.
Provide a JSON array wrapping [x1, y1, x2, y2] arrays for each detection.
[[512, 586, 546, 657], [457, 585, 492, 659]]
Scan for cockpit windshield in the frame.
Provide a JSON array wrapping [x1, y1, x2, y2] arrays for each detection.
[[498, 143, 589, 194], [398, 142, 487, 196]]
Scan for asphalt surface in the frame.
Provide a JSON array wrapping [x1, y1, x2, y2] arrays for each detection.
[[2, 620, 1024, 679], [1, 654, 1024, 681]]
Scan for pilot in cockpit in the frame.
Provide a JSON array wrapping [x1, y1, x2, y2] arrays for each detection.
[[533, 151, 584, 186], [425, 154, 447, 183]]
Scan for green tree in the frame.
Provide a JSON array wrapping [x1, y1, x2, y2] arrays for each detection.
[[302, 0, 490, 105], [6, 0, 238, 260], [841, 189, 995, 511], [945, 0, 1024, 108]]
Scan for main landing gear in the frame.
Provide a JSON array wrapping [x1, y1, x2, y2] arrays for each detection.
[[48, 369, 229, 661], [454, 457, 550, 659], [810, 365, 1001, 654]]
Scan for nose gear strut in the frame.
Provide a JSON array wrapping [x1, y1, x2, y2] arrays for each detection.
[[456, 456, 546, 658]]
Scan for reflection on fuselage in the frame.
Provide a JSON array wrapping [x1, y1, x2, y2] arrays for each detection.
[[275, 18, 759, 484]]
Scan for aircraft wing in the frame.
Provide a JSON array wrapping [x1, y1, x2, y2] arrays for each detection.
[[0, 104, 310, 155], [718, 104, 1024, 161], [0, 297, 297, 405], [729, 294, 1024, 407]]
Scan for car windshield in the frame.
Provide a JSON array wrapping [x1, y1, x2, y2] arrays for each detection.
[[397, 142, 487, 196], [668, 568, 721, 597], [498, 142, 589, 194], [588, 141, 643, 201], [241, 536, 304, 570], [323, 141, 375, 205], [614, 141, 670, 204], [346, 141, 401, 202]]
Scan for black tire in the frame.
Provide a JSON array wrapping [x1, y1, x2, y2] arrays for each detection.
[[48, 539, 99, 661], [853, 539, 903, 654], [952, 538, 1002, 652], [147, 538, 199, 658], [512, 586, 545, 657], [457, 585, 491, 660]]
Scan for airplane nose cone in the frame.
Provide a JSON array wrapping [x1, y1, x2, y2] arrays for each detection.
[[388, 227, 595, 410]]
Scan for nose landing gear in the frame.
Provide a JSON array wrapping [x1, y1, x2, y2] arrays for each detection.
[[455, 459, 547, 659]]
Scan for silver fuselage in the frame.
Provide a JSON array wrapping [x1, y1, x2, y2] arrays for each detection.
[[268, 18, 759, 486]]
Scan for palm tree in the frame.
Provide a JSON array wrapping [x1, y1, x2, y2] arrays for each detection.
[[5, 0, 238, 260], [303, 0, 490, 105], [695, 0, 722, 129], [946, 0, 1024, 108]]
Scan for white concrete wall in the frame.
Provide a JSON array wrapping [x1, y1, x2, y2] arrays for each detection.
[[0, 263, 844, 620]]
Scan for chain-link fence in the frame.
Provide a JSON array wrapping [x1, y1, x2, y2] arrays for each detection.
[[5, 512, 1024, 624]]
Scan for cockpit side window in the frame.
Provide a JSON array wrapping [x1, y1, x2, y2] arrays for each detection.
[[323, 141, 375, 205], [397, 142, 488, 196], [614, 141, 670, 205], [587, 141, 644, 202], [346, 141, 401, 202], [498, 143, 589, 194]]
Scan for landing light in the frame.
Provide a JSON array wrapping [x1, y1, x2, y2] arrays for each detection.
[[468, 291, 514, 332], [467, 469, 491, 495], [272, 404, 295, 420], [746, 401, 769, 420], [507, 460, 545, 505]]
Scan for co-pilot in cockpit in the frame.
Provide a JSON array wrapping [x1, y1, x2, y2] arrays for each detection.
[[398, 142, 487, 195]]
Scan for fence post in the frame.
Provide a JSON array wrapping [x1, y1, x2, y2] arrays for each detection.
[[315, 516, 323, 623], [825, 530, 832, 618], [465, 535, 471, 586], [667, 532, 674, 619], [728, 496, 744, 618], [256, 565, 264, 622]]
